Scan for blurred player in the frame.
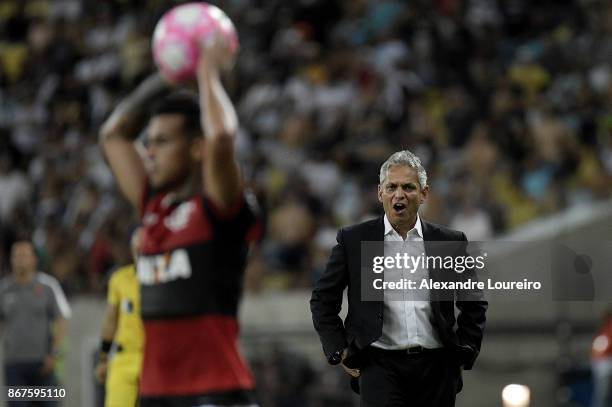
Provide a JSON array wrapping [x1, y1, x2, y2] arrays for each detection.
[[99, 40, 260, 405], [0, 239, 71, 407], [95, 229, 144, 407]]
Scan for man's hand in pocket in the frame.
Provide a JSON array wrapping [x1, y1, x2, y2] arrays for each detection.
[[341, 349, 360, 378]]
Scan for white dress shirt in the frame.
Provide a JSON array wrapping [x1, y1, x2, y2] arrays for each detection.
[[371, 214, 443, 350]]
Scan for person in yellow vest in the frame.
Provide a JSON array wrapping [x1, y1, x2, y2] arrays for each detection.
[[95, 229, 144, 407]]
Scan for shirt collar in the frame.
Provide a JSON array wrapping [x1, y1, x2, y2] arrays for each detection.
[[384, 213, 423, 238]]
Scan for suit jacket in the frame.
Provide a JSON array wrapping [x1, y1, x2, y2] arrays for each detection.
[[310, 216, 488, 372]]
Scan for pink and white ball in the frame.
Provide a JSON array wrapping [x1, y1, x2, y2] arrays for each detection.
[[152, 2, 239, 83]]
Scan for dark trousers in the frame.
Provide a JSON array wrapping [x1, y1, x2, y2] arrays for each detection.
[[359, 347, 462, 407], [139, 389, 258, 407], [4, 361, 56, 407]]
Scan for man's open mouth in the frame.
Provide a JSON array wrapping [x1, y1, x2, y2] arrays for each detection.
[[392, 203, 406, 214]]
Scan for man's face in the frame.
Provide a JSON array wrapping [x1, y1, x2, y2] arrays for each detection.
[[144, 114, 199, 189], [11, 241, 37, 276], [378, 165, 428, 227]]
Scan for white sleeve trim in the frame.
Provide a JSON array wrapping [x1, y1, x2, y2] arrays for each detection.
[[36, 272, 72, 319]]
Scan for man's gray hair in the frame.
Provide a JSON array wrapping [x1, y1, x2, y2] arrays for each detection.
[[379, 150, 428, 188]]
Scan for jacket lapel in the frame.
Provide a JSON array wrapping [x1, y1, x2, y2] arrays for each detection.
[[368, 215, 385, 241], [421, 219, 444, 305], [421, 218, 436, 281], [360, 216, 385, 304]]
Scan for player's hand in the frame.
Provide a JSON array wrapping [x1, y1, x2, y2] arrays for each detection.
[[341, 349, 360, 378], [40, 354, 56, 375], [95, 360, 108, 384], [198, 31, 236, 71]]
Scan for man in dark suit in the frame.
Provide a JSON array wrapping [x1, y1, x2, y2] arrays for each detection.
[[310, 150, 487, 406]]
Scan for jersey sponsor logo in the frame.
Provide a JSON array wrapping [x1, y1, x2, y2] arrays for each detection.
[[137, 249, 192, 285], [164, 201, 196, 232]]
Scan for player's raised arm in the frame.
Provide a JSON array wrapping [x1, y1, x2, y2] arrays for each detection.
[[196, 42, 242, 212], [99, 73, 170, 209]]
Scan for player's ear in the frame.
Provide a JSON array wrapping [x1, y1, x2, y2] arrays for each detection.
[[378, 184, 383, 203], [420, 184, 429, 204]]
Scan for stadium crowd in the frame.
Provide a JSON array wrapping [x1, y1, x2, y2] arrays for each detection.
[[0, 0, 611, 298], [1, 0, 611, 404]]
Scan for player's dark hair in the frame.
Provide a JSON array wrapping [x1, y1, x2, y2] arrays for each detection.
[[10, 233, 36, 258], [150, 91, 201, 137], [12, 230, 33, 247]]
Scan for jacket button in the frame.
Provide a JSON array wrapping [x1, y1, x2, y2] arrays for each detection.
[[377, 313, 383, 320]]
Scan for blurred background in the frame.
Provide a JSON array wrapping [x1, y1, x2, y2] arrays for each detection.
[[0, 0, 611, 405]]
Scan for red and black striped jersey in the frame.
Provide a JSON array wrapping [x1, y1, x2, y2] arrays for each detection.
[[136, 186, 261, 397]]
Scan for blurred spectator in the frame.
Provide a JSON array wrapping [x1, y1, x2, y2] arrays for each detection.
[[0, 151, 30, 223], [0, 0, 610, 296], [449, 201, 493, 241]]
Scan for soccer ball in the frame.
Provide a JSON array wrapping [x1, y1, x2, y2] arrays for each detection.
[[152, 2, 238, 83]]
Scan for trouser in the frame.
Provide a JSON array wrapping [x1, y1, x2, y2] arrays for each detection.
[[4, 361, 56, 407], [105, 351, 142, 407], [139, 389, 259, 407], [359, 347, 462, 407]]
